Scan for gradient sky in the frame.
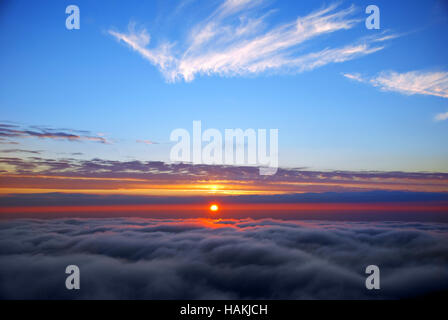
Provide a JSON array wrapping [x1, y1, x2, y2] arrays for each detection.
[[3, 2, 448, 303], [1, 0, 447, 173]]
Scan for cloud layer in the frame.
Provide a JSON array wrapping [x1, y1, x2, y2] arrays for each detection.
[[1, 218, 448, 299], [109, 2, 387, 82], [1, 156, 448, 194]]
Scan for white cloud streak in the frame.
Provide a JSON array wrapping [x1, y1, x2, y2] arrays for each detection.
[[435, 111, 448, 121], [109, 1, 387, 82], [344, 71, 448, 99]]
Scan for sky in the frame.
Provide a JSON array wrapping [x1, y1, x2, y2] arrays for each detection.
[[1, 1, 448, 300], [0, 0, 448, 217], [1, 0, 447, 171]]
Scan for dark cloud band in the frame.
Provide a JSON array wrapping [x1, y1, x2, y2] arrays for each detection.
[[1, 218, 447, 299]]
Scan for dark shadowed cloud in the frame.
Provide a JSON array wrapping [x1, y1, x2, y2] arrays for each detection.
[[0, 123, 109, 144], [0, 149, 41, 154], [2, 156, 448, 189], [1, 218, 447, 299]]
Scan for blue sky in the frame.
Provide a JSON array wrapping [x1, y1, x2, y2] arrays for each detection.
[[1, 0, 447, 171]]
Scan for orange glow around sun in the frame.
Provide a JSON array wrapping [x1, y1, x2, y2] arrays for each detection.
[[210, 204, 219, 212]]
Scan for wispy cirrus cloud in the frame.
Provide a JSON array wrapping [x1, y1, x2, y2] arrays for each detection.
[[343, 70, 448, 99], [0, 123, 110, 144], [434, 111, 448, 121], [0, 149, 41, 155], [0, 138, 18, 145], [136, 139, 159, 145], [109, 1, 389, 82]]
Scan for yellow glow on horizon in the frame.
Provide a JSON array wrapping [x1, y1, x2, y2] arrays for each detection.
[[0, 187, 288, 196], [1, 170, 448, 197]]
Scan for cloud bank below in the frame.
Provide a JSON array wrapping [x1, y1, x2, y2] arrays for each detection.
[[1, 218, 447, 299]]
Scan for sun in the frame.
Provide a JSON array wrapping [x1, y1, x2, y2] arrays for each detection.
[[209, 204, 219, 212]]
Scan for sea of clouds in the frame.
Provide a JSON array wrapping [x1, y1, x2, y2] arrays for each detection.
[[1, 218, 448, 299]]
